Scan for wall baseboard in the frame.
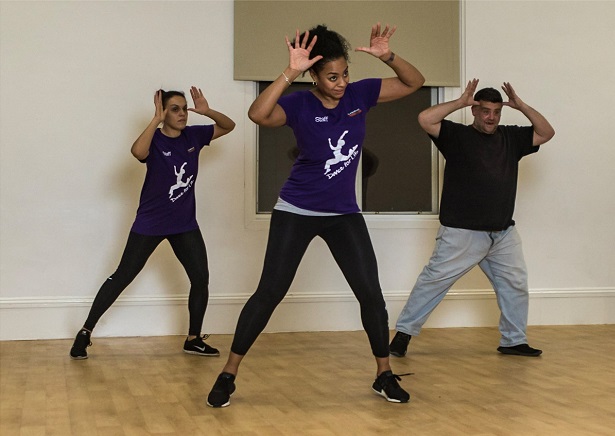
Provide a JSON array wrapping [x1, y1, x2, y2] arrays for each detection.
[[1, 288, 613, 340]]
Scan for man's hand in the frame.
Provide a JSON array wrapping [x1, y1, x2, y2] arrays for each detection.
[[460, 78, 480, 107], [501, 82, 525, 110], [501, 82, 555, 145]]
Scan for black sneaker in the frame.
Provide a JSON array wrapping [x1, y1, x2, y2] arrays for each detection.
[[207, 372, 236, 408], [183, 334, 220, 356], [497, 344, 542, 357], [372, 370, 410, 403], [389, 331, 411, 357], [69, 328, 92, 360]]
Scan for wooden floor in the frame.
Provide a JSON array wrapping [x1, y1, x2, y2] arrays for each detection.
[[1, 325, 614, 436]]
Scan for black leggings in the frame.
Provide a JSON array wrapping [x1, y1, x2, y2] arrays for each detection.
[[83, 229, 209, 336], [231, 210, 390, 358]]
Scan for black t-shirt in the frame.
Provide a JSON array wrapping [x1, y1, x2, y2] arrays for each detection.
[[433, 120, 537, 231]]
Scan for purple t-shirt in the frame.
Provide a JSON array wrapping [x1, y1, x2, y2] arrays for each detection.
[[278, 78, 381, 213], [131, 125, 214, 235]]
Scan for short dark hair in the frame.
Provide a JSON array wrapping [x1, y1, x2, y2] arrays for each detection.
[[159, 90, 185, 109], [295, 25, 350, 74], [474, 87, 503, 103]]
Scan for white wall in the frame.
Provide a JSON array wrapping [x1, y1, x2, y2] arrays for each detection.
[[1, 1, 613, 341]]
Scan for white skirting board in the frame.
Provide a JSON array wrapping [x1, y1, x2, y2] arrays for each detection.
[[1, 288, 613, 341]]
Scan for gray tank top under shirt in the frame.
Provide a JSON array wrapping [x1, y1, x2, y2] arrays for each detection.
[[274, 198, 340, 217]]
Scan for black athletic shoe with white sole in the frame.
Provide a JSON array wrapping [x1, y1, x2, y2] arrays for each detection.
[[183, 334, 220, 356], [372, 370, 410, 403], [69, 328, 92, 360], [207, 372, 236, 407]]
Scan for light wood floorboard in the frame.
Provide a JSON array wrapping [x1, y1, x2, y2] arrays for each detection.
[[1, 325, 614, 435]]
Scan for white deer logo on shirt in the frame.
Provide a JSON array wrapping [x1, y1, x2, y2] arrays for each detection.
[[324, 130, 358, 174], [169, 162, 194, 198]]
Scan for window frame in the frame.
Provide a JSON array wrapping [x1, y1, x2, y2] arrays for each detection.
[[243, 82, 447, 230]]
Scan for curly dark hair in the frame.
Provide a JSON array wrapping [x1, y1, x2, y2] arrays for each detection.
[[294, 24, 351, 74], [473, 87, 503, 104]]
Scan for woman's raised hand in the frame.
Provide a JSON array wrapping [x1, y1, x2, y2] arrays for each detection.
[[286, 29, 323, 73], [355, 23, 396, 59], [154, 90, 167, 124], [188, 86, 211, 115]]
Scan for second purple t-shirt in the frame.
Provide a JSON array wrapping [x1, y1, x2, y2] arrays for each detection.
[[131, 125, 214, 235]]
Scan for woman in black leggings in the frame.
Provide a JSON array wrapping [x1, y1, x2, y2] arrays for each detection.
[[69, 87, 234, 359], [233, 212, 388, 356], [206, 23, 424, 407]]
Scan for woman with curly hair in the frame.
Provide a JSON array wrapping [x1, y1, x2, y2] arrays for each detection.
[[207, 23, 424, 407]]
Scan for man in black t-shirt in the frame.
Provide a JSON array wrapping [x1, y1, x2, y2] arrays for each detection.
[[390, 79, 555, 358]]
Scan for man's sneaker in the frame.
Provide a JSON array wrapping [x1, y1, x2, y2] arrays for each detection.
[[389, 331, 411, 357], [207, 372, 236, 408], [372, 370, 410, 403], [183, 334, 220, 356], [497, 344, 542, 357], [69, 328, 92, 360]]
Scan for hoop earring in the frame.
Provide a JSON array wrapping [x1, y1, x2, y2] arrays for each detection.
[[312, 81, 317, 86]]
